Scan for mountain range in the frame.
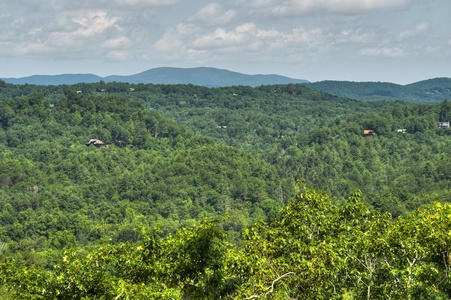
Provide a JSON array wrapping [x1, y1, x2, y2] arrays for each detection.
[[304, 78, 451, 103], [2, 67, 450, 103], [1, 67, 308, 87]]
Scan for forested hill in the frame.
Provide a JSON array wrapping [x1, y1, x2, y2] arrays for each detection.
[[305, 77, 451, 103], [0, 92, 284, 259], [99, 82, 451, 216], [2, 82, 451, 298], [2, 81, 451, 216], [1, 67, 307, 87]]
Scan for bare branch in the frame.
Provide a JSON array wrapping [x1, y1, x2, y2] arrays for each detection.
[[438, 251, 449, 287], [245, 272, 296, 300], [266, 272, 295, 295], [114, 290, 124, 300]]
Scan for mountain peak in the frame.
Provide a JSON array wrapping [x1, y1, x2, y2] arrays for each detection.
[[1, 67, 308, 87]]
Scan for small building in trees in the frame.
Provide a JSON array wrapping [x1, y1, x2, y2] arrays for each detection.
[[397, 129, 407, 133], [85, 139, 107, 147], [363, 130, 376, 137], [85, 139, 127, 148], [437, 122, 450, 129]]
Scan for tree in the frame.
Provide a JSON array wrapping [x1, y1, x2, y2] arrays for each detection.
[[439, 99, 451, 122], [0, 220, 237, 299]]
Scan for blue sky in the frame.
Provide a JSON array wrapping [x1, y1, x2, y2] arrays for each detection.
[[0, 0, 450, 84]]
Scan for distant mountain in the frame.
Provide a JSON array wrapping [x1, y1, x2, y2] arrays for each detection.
[[105, 67, 308, 87], [1, 67, 308, 87], [3, 74, 103, 85], [4, 68, 449, 103], [304, 77, 451, 103]]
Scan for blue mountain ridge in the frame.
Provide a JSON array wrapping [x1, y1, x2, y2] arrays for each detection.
[[1, 67, 308, 87]]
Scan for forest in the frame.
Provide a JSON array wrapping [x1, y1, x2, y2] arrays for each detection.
[[304, 77, 451, 103], [1, 79, 451, 298]]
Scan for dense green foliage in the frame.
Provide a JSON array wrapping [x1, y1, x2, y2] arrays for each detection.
[[276, 102, 451, 215], [1, 81, 451, 298], [3, 183, 451, 299], [305, 78, 451, 103], [0, 92, 282, 265], [82, 82, 451, 216]]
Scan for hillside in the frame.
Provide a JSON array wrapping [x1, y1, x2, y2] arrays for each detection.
[[5, 81, 450, 209], [4, 71, 450, 103], [109, 83, 451, 215], [1, 67, 308, 87], [3, 80, 450, 215], [2, 83, 451, 298], [0, 92, 283, 258], [1, 73, 103, 85], [305, 77, 451, 103], [105, 67, 308, 87]]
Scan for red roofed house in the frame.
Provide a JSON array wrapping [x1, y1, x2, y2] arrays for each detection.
[[363, 130, 376, 137]]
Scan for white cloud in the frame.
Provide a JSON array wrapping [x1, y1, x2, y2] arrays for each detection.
[[106, 49, 129, 60], [20, 0, 179, 12], [153, 23, 197, 52], [44, 10, 122, 49], [192, 23, 256, 49], [1, 8, 131, 59], [154, 21, 329, 65], [331, 28, 375, 45], [0, 0, 449, 83], [154, 18, 385, 62], [358, 47, 407, 57], [113, 0, 178, 6], [243, 0, 410, 17], [399, 23, 429, 39], [190, 3, 237, 26], [153, 32, 181, 52], [102, 36, 131, 49], [70, 11, 121, 38]]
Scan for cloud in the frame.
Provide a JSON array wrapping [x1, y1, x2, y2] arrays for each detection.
[[112, 0, 178, 6], [0, 0, 187, 60], [333, 29, 375, 45], [102, 36, 131, 50], [192, 23, 257, 49], [243, 0, 410, 17], [1, 0, 448, 82], [399, 23, 429, 39], [106, 50, 129, 60], [1, 7, 133, 60], [42, 10, 122, 48], [70, 11, 121, 38], [154, 21, 330, 65], [154, 16, 386, 62], [190, 3, 237, 26], [19, 0, 179, 12], [358, 47, 407, 57], [153, 23, 197, 52]]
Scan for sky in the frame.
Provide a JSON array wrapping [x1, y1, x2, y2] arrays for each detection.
[[0, 0, 450, 84]]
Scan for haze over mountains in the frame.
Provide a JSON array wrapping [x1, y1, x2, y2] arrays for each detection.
[[2, 66, 450, 103], [1, 67, 308, 87], [305, 77, 451, 103]]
